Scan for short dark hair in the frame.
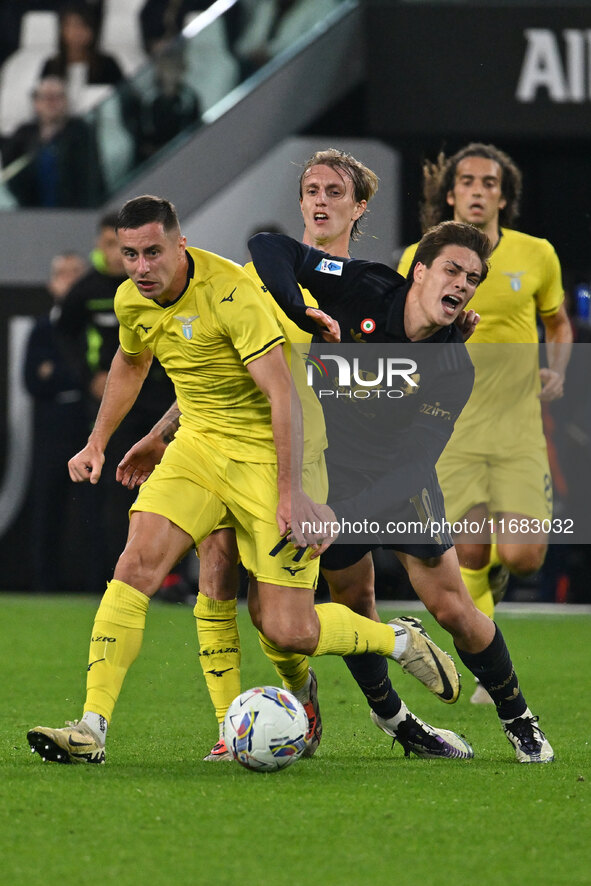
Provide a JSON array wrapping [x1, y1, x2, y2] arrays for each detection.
[[116, 195, 180, 234], [409, 220, 491, 283], [298, 148, 379, 241], [420, 142, 523, 232], [99, 211, 119, 231]]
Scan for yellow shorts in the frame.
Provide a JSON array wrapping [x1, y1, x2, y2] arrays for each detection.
[[131, 426, 327, 589], [437, 439, 553, 523]]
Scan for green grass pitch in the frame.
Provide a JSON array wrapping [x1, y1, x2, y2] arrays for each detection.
[[1, 594, 590, 886]]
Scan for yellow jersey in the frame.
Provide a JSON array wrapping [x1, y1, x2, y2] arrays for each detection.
[[243, 260, 326, 460], [398, 227, 564, 450], [397, 227, 563, 343], [116, 247, 285, 462]]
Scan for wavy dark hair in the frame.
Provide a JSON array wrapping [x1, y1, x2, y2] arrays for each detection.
[[420, 143, 523, 233]]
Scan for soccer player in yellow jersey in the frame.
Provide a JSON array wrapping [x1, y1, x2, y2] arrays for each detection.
[[27, 194, 463, 765], [397, 143, 572, 702], [115, 153, 465, 762]]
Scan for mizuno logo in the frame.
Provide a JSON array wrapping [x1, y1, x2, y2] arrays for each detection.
[[137, 324, 152, 333], [207, 667, 233, 677], [282, 565, 305, 576], [221, 287, 237, 303], [87, 658, 106, 671]]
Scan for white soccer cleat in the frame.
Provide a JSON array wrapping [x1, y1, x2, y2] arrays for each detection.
[[389, 616, 460, 703], [27, 720, 105, 764], [502, 713, 554, 763], [371, 709, 474, 760]]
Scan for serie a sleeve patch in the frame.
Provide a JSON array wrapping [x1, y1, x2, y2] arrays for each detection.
[[315, 258, 343, 276]]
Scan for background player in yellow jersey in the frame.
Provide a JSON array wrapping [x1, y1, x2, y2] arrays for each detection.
[[117, 152, 464, 761], [27, 195, 465, 765], [397, 143, 572, 703]]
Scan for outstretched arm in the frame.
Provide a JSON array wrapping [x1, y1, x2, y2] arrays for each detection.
[[69, 347, 152, 484], [249, 232, 341, 342], [246, 345, 336, 552]]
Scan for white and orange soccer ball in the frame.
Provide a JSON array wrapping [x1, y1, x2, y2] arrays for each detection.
[[223, 686, 308, 772]]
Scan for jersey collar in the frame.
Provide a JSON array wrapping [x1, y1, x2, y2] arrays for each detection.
[[156, 250, 195, 308]]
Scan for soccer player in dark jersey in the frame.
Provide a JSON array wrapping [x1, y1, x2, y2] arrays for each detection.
[[248, 220, 554, 763]]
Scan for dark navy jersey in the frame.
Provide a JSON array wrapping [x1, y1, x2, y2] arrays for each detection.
[[249, 231, 467, 346], [249, 232, 475, 524]]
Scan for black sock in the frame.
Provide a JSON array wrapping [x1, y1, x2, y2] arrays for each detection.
[[343, 653, 402, 719], [454, 624, 527, 721]]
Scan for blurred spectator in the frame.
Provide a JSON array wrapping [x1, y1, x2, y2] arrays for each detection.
[[139, 50, 201, 160], [40, 3, 123, 112], [0, 2, 104, 68], [234, 0, 340, 76], [140, 0, 210, 55], [1, 75, 104, 207], [56, 211, 126, 404], [23, 251, 91, 591], [139, 0, 243, 57]]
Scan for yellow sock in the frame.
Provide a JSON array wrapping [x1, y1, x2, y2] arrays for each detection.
[[460, 565, 494, 618], [194, 594, 241, 723], [489, 540, 501, 570], [313, 602, 396, 657], [258, 632, 310, 693], [84, 580, 149, 722]]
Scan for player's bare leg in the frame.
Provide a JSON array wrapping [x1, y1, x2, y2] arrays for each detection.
[[251, 577, 470, 759], [325, 553, 460, 703], [495, 512, 547, 576], [455, 505, 548, 702], [396, 547, 553, 762], [325, 553, 379, 618], [27, 512, 193, 764]]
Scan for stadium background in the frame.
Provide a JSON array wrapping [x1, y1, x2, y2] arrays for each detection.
[[1, 0, 590, 599]]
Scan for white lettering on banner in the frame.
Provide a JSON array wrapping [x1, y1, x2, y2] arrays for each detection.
[[307, 355, 418, 389], [0, 317, 34, 535], [517, 28, 591, 102]]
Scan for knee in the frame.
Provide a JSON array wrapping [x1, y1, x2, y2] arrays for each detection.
[[499, 544, 546, 576], [261, 615, 318, 655], [115, 547, 160, 595], [456, 543, 490, 571], [423, 584, 475, 638]]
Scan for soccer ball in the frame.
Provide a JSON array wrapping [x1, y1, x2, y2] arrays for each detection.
[[223, 686, 308, 772]]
